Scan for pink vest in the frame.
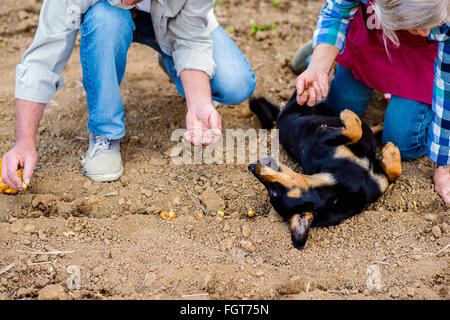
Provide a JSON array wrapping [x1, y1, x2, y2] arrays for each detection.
[[336, 2, 438, 105]]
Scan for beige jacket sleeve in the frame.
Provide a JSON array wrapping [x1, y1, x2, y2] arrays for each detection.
[[15, 0, 133, 104], [165, 0, 216, 78]]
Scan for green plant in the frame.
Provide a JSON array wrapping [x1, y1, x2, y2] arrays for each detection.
[[271, 0, 280, 7], [214, 0, 226, 8], [251, 21, 265, 35], [225, 26, 235, 33]]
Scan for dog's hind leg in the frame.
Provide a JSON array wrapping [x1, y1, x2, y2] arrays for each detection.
[[339, 109, 363, 144], [380, 142, 402, 181], [311, 109, 363, 147], [249, 97, 281, 129]]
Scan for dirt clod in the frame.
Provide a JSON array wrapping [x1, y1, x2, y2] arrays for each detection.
[[38, 284, 67, 300]]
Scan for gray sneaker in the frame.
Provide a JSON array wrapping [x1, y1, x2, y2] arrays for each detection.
[[291, 40, 314, 75], [81, 133, 123, 182]]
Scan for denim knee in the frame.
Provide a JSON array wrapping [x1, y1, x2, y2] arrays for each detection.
[[382, 96, 432, 160], [326, 64, 373, 116], [81, 2, 135, 42], [215, 71, 256, 105]]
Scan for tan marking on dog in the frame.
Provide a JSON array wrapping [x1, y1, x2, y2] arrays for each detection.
[[287, 188, 302, 198], [257, 163, 336, 193], [334, 145, 389, 193], [290, 212, 314, 231], [380, 142, 402, 181], [340, 109, 362, 144]]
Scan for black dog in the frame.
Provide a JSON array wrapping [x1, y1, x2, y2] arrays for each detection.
[[248, 92, 402, 250]]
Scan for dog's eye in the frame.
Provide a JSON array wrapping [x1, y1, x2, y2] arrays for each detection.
[[269, 189, 278, 197]]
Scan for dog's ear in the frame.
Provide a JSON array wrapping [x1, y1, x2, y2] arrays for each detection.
[[289, 212, 314, 250]]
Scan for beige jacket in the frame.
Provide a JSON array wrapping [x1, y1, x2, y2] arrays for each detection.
[[15, 0, 218, 104]]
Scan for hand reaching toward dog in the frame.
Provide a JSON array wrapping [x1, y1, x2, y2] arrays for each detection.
[[434, 164, 450, 204], [296, 66, 329, 106], [295, 43, 340, 106]]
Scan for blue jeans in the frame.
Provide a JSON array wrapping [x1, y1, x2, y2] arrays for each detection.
[[80, 2, 256, 140], [326, 64, 433, 160]]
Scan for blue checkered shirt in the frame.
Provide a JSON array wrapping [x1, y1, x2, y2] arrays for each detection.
[[312, 0, 450, 164]]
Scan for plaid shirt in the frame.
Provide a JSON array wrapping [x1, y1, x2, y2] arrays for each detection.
[[312, 0, 450, 165]]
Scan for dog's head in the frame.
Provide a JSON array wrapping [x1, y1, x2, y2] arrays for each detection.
[[248, 156, 332, 249]]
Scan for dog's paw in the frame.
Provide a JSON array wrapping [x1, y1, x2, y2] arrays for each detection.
[[340, 109, 362, 144], [381, 142, 402, 181]]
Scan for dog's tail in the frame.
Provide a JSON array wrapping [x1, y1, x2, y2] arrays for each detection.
[[249, 97, 281, 129]]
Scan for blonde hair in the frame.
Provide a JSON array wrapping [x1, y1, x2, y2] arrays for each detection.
[[373, 0, 450, 46]]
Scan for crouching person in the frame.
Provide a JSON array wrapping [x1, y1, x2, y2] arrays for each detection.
[[1, 0, 256, 189]]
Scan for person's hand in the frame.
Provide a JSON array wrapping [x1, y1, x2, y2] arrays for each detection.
[[296, 66, 329, 106], [184, 103, 222, 146], [1, 142, 36, 191], [433, 164, 450, 204]]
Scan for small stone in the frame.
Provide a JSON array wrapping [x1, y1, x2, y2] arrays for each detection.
[[23, 224, 37, 234], [223, 223, 230, 232], [17, 10, 29, 20], [83, 181, 92, 190], [242, 224, 251, 238], [143, 273, 157, 287], [424, 214, 437, 222], [223, 188, 239, 200], [321, 239, 331, 248], [200, 187, 225, 215], [29, 211, 44, 218], [406, 287, 416, 297], [431, 226, 442, 238], [255, 270, 264, 277], [129, 135, 141, 145], [140, 188, 153, 198], [118, 198, 125, 206], [17, 287, 37, 298], [109, 248, 121, 259], [38, 230, 47, 241], [240, 240, 255, 252], [146, 206, 162, 215], [62, 193, 74, 202], [37, 255, 49, 263], [10, 222, 24, 234], [38, 284, 67, 300], [92, 265, 106, 277]]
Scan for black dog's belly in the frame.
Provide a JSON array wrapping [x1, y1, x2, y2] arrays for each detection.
[[275, 96, 384, 224]]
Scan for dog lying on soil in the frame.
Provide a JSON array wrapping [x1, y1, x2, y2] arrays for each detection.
[[248, 91, 402, 250]]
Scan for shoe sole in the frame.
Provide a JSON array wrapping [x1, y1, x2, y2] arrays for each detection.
[[291, 40, 314, 75], [84, 166, 124, 182]]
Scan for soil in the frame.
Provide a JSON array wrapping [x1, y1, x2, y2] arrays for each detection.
[[0, 0, 448, 300]]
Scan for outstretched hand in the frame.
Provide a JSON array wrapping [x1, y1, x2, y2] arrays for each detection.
[[184, 103, 222, 146]]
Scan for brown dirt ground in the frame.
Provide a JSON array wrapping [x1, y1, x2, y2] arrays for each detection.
[[0, 0, 448, 300]]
